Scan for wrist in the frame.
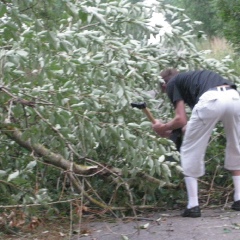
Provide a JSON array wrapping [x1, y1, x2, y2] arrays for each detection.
[[163, 123, 169, 131]]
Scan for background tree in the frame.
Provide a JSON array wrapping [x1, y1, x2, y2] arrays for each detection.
[[216, 0, 240, 52], [164, 0, 240, 53], [163, 0, 223, 38], [0, 0, 238, 221]]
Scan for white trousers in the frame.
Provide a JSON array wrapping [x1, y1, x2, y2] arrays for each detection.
[[181, 88, 240, 177]]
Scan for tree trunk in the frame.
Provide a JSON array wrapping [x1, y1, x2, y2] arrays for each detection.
[[0, 124, 97, 174]]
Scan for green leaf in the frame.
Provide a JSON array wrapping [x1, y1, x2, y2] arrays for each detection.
[[79, 10, 88, 23], [127, 123, 140, 128], [140, 121, 151, 127], [8, 170, 20, 182], [71, 103, 85, 108], [0, 4, 7, 18], [66, 2, 79, 17], [0, 170, 7, 177], [162, 163, 171, 177], [16, 50, 28, 57], [148, 158, 154, 169], [26, 160, 37, 170]]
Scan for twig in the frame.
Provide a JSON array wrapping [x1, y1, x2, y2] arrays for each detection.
[[79, 23, 100, 30], [59, 171, 68, 200], [124, 182, 140, 233], [223, 185, 233, 209], [203, 165, 220, 207], [1, 87, 17, 98], [108, 178, 123, 206], [22, 104, 28, 127], [0, 198, 81, 209], [84, 178, 118, 218], [67, 173, 111, 210], [77, 178, 84, 240], [136, 172, 178, 188], [6, 99, 13, 123], [19, 2, 38, 13], [17, 91, 54, 106], [69, 197, 73, 240], [122, 216, 159, 221]]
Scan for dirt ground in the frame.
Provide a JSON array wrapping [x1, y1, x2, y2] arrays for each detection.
[[72, 207, 240, 240], [3, 205, 240, 240]]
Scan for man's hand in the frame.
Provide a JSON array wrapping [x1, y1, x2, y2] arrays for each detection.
[[152, 120, 172, 138]]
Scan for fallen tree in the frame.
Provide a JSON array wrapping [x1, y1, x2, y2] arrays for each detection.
[[0, 120, 179, 211], [0, 0, 238, 214]]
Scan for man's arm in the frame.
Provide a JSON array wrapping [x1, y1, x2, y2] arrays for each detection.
[[152, 100, 187, 136]]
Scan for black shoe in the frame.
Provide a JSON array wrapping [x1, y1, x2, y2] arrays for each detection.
[[232, 200, 240, 211], [181, 206, 201, 218]]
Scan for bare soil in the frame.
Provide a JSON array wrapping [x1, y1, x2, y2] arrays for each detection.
[[3, 205, 240, 240]]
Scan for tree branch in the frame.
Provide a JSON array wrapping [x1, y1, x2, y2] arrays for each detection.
[[0, 123, 97, 174]]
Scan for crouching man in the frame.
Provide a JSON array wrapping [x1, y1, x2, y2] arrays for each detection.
[[153, 69, 240, 217]]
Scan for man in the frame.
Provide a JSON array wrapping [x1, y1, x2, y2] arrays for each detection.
[[152, 69, 240, 217]]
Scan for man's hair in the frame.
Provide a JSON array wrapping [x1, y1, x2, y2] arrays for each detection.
[[160, 68, 179, 83]]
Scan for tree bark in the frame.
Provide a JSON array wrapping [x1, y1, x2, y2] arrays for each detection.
[[0, 124, 97, 174]]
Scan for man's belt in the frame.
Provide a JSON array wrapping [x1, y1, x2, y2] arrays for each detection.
[[208, 86, 232, 91]]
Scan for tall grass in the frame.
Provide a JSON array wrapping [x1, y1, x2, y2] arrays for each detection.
[[196, 37, 240, 75]]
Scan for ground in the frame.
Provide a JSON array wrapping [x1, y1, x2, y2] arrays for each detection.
[[3, 206, 240, 240]]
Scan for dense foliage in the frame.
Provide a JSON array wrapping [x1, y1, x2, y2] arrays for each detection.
[[164, 0, 222, 38], [164, 0, 240, 52], [0, 0, 238, 217], [216, 0, 240, 52]]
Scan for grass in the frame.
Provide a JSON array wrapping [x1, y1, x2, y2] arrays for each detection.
[[197, 37, 233, 58], [196, 37, 240, 75]]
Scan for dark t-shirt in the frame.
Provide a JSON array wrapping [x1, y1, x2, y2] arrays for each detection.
[[166, 70, 237, 109]]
